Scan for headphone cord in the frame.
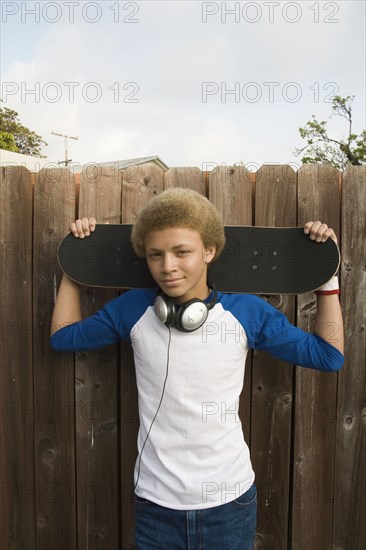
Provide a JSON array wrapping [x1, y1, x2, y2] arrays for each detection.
[[132, 326, 172, 500]]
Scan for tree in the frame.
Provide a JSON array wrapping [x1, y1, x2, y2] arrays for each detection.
[[0, 104, 48, 157], [295, 95, 366, 170], [0, 131, 18, 152]]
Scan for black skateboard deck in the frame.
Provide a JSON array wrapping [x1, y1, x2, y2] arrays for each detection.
[[57, 225, 340, 295]]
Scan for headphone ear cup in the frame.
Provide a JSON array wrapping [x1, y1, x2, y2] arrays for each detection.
[[154, 285, 217, 331], [154, 292, 176, 327], [175, 300, 209, 332]]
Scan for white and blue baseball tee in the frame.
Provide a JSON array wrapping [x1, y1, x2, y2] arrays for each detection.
[[50, 289, 343, 510]]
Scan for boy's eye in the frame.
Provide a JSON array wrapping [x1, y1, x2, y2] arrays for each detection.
[[177, 250, 190, 256], [148, 252, 161, 259]]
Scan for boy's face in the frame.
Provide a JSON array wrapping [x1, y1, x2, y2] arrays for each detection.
[[145, 227, 216, 304]]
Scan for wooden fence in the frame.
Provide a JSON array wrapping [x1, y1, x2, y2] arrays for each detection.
[[0, 163, 365, 550]]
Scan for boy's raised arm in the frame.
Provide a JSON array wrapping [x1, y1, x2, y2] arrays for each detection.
[[314, 293, 344, 355], [304, 220, 344, 355], [50, 217, 96, 336], [50, 274, 82, 336]]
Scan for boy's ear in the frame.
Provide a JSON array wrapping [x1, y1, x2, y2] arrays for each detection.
[[205, 245, 216, 264]]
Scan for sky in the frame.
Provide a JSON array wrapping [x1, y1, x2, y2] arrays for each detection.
[[1, 0, 365, 170]]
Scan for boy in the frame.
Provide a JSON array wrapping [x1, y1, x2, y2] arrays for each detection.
[[50, 188, 344, 549]]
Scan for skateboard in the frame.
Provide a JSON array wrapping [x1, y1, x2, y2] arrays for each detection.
[[57, 225, 340, 295]]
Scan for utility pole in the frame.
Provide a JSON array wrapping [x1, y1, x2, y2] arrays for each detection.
[[51, 131, 79, 166]]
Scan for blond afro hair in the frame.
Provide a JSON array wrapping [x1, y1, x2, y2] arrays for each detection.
[[131, 188, 225, 262]]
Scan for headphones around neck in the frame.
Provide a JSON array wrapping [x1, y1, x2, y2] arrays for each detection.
[[154, 283, 218, 332]]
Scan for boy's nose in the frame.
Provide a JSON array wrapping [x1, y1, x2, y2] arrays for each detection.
[[162, 254, 177, 272]]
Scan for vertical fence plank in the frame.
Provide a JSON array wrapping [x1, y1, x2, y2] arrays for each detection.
[[121, 164, 164, 224], [121, 164, 165, 548], [164, 167, 205, 194], [252, 165, 297, 549], [208, 165, 253, 227], [208, 165, 253, 446], [164, 167, 205, 196], [33, 167, 76, 550], [292, 164, 341, 549], [0, 167, 35, 550], [333, 165, 366, 548], [76, 166, 122, 549]]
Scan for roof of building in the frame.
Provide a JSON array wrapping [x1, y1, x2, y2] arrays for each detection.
[[70, 156, 169, 173], [0, 150, 169, 172], [0, 149, 54, 171]]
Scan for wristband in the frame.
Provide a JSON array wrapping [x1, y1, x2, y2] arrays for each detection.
[[315, 274, 340, 295]]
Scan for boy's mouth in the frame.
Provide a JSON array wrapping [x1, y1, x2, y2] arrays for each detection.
[[161, 278, 183, 285]]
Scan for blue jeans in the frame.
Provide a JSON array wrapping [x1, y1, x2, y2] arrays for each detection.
[[134, 482, 257, 550]]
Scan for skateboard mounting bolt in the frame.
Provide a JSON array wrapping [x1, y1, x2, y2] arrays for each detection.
[[254, 250, 258, 255], [253, 265, 257, 270], [273, 251, 278, 255], [272, 266, 277, 270]]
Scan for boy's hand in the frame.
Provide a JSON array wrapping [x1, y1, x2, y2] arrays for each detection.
[[304, 221, 338, 245], [70, 217, 97, 238]]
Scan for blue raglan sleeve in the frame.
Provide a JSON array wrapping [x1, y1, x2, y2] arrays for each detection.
[[224, 294, 344, 372], [49, 289, 154, 352]]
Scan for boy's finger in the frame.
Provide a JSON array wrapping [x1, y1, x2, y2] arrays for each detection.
[[89, 217, 97, 231], [313, 222, 328, 241], [70, 222, 78, 236], [81, 217, 90, 234], [322, 227, 338, 244], [74, 219, 85, 237], [308, 220, 322, 240], [303, 221, 313, 234]]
